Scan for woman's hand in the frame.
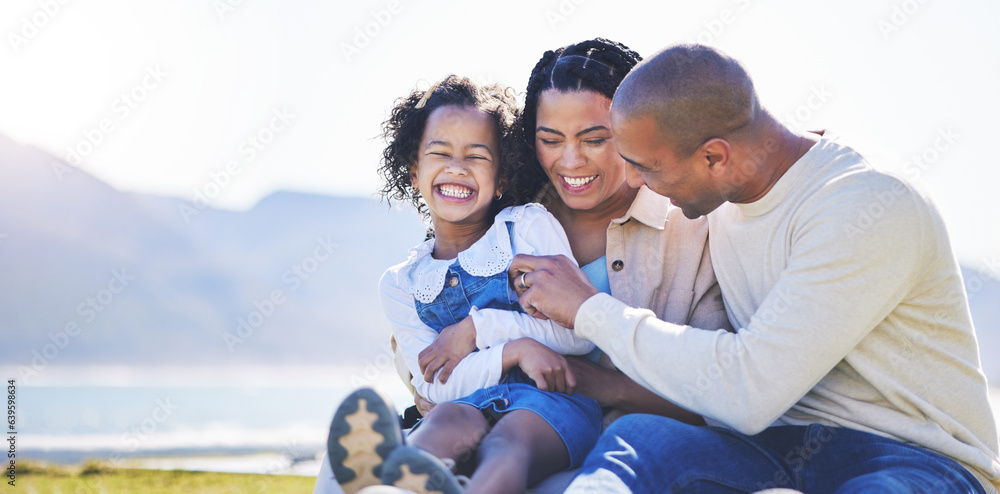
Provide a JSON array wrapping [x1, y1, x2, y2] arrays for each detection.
[[504, 338, 576, 394], [418, 315, 477, 384]]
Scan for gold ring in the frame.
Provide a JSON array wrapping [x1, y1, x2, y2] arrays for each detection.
[[517, 272, 529, 290]]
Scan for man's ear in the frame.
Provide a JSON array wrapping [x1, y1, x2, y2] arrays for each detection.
[[700, 138, 731, 176]]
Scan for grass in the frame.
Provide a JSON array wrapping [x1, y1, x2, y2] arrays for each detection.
[[14, 460, 317, 493]]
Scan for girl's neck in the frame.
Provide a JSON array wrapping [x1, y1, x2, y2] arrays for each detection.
[[430, 219, 493, 260]]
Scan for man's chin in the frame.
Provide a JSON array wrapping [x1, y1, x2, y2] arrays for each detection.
[[679, 201, 725, 220], [681, 207, 705, 220]]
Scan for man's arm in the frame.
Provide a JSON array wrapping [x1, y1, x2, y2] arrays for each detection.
[[514, 181, 926, 434]]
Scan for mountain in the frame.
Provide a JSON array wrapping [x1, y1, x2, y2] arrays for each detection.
[[964, 266, 1000, 385], [0, 134, 426, 368], [0, 134, 997, 385]]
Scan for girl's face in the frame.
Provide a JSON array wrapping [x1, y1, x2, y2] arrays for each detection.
[[411, 105, 501, 229], [535, 89, 631, 212]]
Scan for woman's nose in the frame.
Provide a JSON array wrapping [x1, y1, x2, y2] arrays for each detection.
[[561, 144, 586, 169]]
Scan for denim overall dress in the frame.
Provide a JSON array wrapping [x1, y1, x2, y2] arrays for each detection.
[[413, 222, 603, 468]]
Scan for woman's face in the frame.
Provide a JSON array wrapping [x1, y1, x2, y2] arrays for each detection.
[[534, 89, 631, 212]]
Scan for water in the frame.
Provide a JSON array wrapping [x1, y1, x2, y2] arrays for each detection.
[[7, 365, 415, 474], [9, 366, 1000, 476]]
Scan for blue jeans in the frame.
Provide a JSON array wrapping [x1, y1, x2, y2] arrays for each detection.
[[565, 415, 985, 493]]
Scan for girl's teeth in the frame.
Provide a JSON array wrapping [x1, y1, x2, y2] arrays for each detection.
[[564, 175, 598, 187], [439, 184, 473, 198]]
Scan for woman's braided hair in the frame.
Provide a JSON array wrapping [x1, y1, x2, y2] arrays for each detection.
[[378, 74, 522, 221], [513, 38, 643, 200]]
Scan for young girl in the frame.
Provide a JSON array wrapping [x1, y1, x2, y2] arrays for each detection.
[[327, 76, 603, 494]]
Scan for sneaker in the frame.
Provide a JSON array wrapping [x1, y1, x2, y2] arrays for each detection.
[[381, 446, 466, 494], [328, 388, 404, 494]]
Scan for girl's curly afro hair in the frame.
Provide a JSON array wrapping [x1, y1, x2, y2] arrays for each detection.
[[378, 75, 525, 221]]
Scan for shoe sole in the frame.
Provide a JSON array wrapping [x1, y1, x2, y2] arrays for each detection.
[[327, 388, 403, 494], [382, 446, 464, 494]]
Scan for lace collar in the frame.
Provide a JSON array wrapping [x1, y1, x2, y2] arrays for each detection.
[[397, 205, 533, 303]]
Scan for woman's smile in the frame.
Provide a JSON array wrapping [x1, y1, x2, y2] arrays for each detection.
[[560, 174, 599, 192]]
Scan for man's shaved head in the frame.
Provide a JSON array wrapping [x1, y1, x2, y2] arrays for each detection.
[[613, 44, 761, 158]]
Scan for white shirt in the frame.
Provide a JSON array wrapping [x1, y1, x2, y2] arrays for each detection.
[[379, 204, 595, 405]]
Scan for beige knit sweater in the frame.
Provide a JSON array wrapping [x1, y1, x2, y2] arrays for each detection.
[[576, 136, 1000, 492]]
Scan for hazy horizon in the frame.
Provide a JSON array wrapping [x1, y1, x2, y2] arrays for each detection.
[[2, 0, 999, 267]]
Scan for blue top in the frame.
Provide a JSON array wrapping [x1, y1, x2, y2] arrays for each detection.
[[580, 255, 610, 295], [579, 255, 609, 364]]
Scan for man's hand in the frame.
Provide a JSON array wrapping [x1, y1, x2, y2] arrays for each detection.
[[418, 315, 477, 384], [504, 338, 576, 394], [509, 254, 600, 329]]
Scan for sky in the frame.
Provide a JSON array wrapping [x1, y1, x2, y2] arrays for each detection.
[[2, 0, 999, 272]]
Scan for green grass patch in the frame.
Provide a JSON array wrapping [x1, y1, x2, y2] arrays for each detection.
[[14, 460, 316, 493]]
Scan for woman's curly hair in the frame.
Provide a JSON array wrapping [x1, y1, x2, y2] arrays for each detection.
[[378, 75, 525, 221], [511, 38, 643, 201]]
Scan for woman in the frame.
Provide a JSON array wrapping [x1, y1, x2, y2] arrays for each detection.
[[519, 37, 730, 425], [421, 37, 730, 429]]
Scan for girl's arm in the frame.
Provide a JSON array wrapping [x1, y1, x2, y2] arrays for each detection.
[[470, 308, 595, 354], [379, 271, 506, 404], [418, 206, 595, 383], [418, 310, 595, 385], [477, 205, 595, 353]]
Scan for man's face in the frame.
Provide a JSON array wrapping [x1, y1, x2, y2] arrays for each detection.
[[611, 112, 728, 219]]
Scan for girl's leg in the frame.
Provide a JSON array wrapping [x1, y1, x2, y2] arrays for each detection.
[[466, 409, 570, 494], [406, 402, 490, 466]]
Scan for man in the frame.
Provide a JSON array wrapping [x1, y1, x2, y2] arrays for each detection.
[[511, 44, 1000, 493]]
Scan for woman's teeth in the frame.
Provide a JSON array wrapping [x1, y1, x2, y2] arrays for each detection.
[[563, 175, 598, 187], [438, 184, 473, 198]]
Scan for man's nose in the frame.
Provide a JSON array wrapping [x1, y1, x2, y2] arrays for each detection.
[[625, 163, 645, 188]]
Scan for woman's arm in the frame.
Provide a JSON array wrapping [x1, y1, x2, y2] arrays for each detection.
[[565, 355, 704, 425]]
